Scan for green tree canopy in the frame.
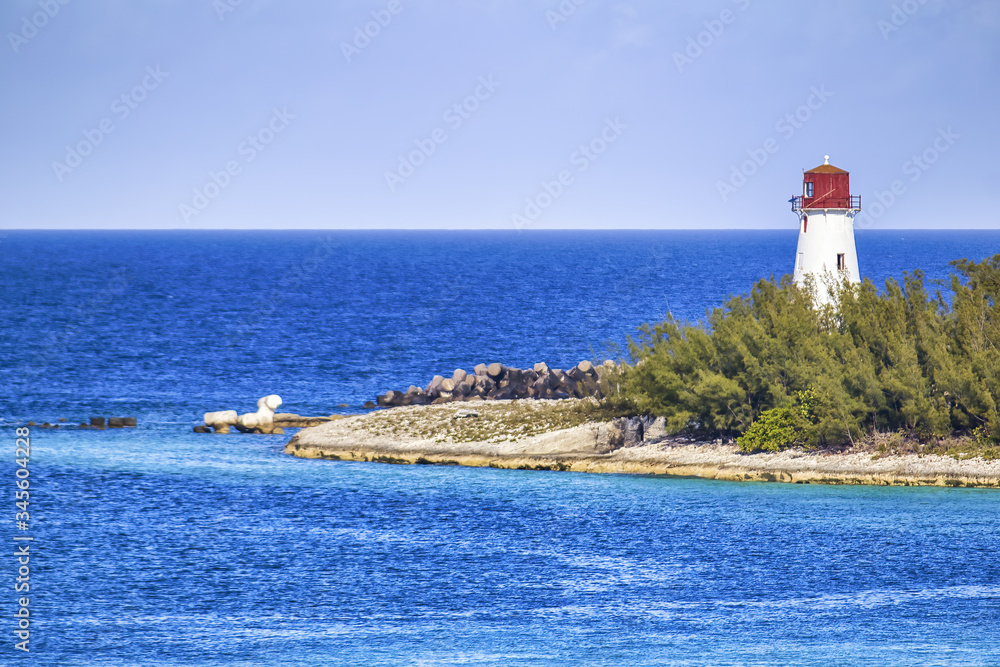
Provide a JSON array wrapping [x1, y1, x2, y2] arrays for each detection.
[[621, 255, 1000, 448]]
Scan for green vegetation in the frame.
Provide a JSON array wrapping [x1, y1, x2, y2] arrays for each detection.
[[619, 255, 1000, 453], [736, 390, 816, 453]]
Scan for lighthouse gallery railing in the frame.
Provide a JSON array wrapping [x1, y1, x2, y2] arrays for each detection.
[[790, 195, 862, 211]]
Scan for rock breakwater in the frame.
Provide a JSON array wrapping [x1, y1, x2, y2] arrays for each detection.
[[375, 360, 618, 407]]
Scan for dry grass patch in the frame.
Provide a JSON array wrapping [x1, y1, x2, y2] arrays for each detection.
[[359, 399, 627, 444], [855, 428, 1000, 462]]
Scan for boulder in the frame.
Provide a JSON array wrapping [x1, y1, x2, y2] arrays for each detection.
[[486, 363, 506, 380], [403, 386, 429, 406], [259, 395, 282, 412], [643, 416, 669, 443], [108, 418, 125, 428], [562, 377, 581, 398], [548, 370, 566, 389], [193, 425, 212, 434], [578, 360, 594, 375], [363, 401, 377, 409], [237, 413, 259, 431], [378, 390, 405, 407], [440, 378, 456, 393], [531, 377, 551, 398], [452, 369, 468, 384], [121, 417, 137, 427], [243, 394, 283, 434], [618, 417, 644, 447], [474, 375, 496, 395], [204, 410, 238, 433], [596, 422, 625, 452], [533, 362, 550, 374], [90, 417, 106, 428], [474, 363, 488, 376], [233, 396, 285, 433]]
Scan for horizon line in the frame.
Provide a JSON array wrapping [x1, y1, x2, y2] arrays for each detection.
[[0, 227, 986, 232]]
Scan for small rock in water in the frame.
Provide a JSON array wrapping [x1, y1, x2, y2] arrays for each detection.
[[363, 401, 376, 409], [453, 409, 480, 420], [193, 425, 212, 433]]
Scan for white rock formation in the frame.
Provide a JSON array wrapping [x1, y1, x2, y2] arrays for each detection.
[[204, 410, 238, 434], [236, 395, 283, 434]]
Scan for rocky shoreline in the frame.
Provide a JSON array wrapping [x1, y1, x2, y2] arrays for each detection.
[[284, 400, 1000, 488]]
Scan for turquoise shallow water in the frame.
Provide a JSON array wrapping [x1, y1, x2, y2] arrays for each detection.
[[2, 230, 999, 664]]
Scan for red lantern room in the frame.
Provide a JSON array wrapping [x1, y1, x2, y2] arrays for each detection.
[[790, 156, 861, 211]]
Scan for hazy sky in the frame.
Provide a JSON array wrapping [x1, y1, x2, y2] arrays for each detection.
[[2, 0, 997, 230]]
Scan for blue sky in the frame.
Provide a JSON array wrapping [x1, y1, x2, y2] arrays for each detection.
[[2, 0, 997, 229]]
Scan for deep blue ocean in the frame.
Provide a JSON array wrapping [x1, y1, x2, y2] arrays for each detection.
[[2, 230, 999, 665]]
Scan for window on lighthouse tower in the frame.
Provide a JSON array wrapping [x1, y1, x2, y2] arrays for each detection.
[[805, 182, 814, 198]]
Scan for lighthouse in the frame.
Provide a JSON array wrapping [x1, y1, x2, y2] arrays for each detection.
[[790, 156, 862, 303]]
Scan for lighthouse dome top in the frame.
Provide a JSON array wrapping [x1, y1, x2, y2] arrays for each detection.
[[805, 156, 848, 175]]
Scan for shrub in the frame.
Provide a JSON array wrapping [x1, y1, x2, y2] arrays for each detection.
[[737, 407, 802, 453]]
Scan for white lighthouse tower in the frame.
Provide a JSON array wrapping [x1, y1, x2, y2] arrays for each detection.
[[791, 156, 861, 304]]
